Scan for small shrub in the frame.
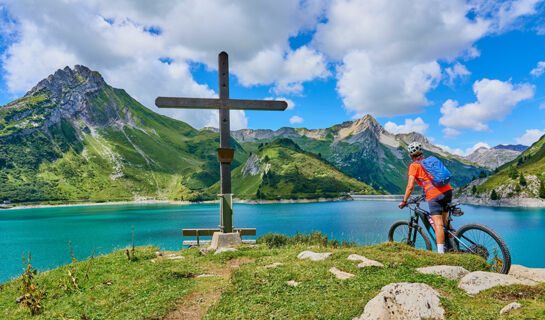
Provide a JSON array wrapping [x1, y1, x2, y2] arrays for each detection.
[[257, 233, 289, 248], [19, 252, 46, 315], [471, 185, 477, 194], [519, 173, 527, 186], [508, 167, 518, 180], [479, 171, 487, 179]]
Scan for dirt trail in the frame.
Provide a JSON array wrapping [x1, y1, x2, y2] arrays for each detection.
[[163, 257, 255, 320]]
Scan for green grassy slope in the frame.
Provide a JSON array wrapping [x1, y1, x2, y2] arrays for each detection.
[[468, 134, 545, 198], [0, 69, 247, 203], [212, 138, 377, 199], [1, 239, 543, 319], [241, 136, 485, 194]]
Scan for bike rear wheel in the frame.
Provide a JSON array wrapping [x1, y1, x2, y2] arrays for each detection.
[[455, 223, 511, 274], [388, 220, 432, 251]]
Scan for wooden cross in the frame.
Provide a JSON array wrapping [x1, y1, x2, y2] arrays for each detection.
[[155, 51, 287, 233]]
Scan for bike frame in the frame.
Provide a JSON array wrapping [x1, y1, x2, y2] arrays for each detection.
[[407, 199, 480, 254]]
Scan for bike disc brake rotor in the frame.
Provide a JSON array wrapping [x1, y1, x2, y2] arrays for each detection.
[[469, 244, 490, 261]]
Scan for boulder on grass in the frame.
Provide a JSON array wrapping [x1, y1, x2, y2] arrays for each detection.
[[357, 282, 444, 320], [509, 265, 545, 283], [416, 265, 469, 281], [458, 271, 537, 294], [297, 251, 332, 261]]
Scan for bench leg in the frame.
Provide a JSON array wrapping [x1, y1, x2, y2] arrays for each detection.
[[197, 232, 200, 247]]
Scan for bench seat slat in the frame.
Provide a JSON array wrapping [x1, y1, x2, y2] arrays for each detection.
[[182, 228, 256, 236]]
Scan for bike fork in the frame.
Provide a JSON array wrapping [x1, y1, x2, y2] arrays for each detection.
[[408, 216, 419, 246]]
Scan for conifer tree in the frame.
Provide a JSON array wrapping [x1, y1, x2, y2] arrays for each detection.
[[490, 189, 499, 200]]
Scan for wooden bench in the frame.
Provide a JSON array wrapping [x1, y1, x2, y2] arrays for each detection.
[[182, 228, 256, 246]]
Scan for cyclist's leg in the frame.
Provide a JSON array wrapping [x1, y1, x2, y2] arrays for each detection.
[[429, 192, 448, 253], [431, 214, 445, 244], [442, 190, 454, 236]]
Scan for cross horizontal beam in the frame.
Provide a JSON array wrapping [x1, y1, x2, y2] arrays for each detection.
[[155, 97, 287, 111]]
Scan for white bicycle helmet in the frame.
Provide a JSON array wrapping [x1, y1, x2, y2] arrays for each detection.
[[407, 142, 423, 156]]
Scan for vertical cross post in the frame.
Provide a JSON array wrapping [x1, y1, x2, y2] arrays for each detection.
[[218, 52, 233, 233], [155, 51, 287, 239]]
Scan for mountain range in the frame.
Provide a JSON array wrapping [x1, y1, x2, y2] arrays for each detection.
[[227, 116, 485, 194], [458, 135, 545, 205], [1, 65, 488, 203], [465, 145, 528, 169]]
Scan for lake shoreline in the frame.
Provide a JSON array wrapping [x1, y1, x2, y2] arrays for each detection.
[[1, 195, 358, 210]]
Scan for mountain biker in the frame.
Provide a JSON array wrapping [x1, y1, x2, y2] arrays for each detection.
[[398, 142, 452, 254]]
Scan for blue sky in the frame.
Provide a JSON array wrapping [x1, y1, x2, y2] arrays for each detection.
[[1, 0, 545, 156]]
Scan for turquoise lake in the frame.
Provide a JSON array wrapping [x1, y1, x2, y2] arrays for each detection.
[[1, 200, 544, 283]]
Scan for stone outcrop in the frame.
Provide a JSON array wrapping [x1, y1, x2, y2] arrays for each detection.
[[329, 267, 355, 280], [297, 251, 332, 261], [458, 271, 538, 294], [509, 264, 545, 282], [416, 265, 469, 281], [357, 282, 444, 320]]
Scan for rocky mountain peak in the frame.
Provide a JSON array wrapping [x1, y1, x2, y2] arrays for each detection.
[[335, 114, 385, 140], [26, 65, 106, 100]]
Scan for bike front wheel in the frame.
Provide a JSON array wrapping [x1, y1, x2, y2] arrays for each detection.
[[455, 223, 511, 274], [388, 220, 432, 251]]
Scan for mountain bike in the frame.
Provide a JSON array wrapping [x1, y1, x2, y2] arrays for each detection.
[[388, 195, 511, 274]]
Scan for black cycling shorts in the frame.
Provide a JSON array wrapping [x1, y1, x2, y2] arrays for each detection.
[[427, 190, 452, 216]]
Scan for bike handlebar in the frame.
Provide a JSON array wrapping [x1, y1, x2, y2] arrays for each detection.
[[407, 194, 426, 205]]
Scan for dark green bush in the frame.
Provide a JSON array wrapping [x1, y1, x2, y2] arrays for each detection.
[[257, 231, 356, 248]]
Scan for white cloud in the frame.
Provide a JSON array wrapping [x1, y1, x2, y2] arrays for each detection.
[[336, 52, 441, 117], [445, 63, 471, 85], [436, 142, 490, 157], [530, 61, 545, 77], [384, 117, 429, 134], [313, 0, 540, 118], [440, 79, 534, 132], [1, 0, 542, 128], [515, 129, 545, 145], [443, 127, 461, 139], [265, 97, 295, 110], [289, 115, 304, 124], [540, 102, 545, 109], [235, 45, 330, 94], [435, 144, 464, 156], [0, 0, 328, 129]]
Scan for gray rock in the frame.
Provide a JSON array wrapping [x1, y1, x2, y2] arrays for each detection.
[[297, 250, 332, 261], [286, 280, 300, 287], [458, 271, 538, 294], [196, 274, 219, 278], [509, 264, 545, 282], [214, 247, 237, 255], [357, 282, 444, 320], [347, 254, 384, 267], [416, 265, 469, 281], [499, 302, 522, 315], [329, 267, 355, 280]]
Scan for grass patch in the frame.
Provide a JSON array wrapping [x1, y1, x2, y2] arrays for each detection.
[[0, 239, 543, 319]]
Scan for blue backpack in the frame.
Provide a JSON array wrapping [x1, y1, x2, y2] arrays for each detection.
[[416, 156, 452, 188]]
